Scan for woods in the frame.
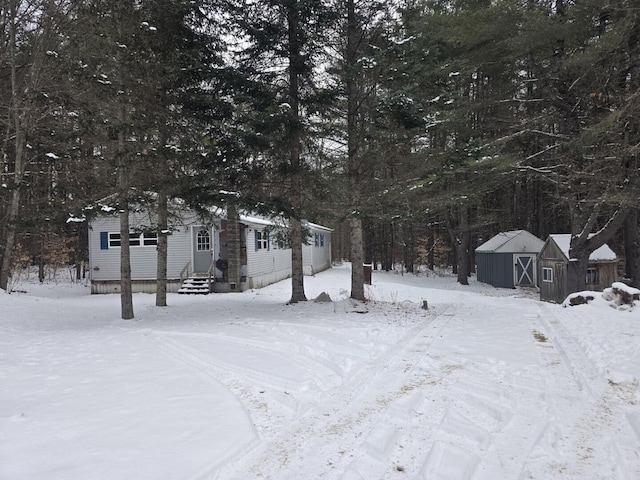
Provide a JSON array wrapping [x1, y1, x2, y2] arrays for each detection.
[[2, 0, 639, 311]]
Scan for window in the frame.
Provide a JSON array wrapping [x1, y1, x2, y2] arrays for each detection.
[[107, 232, 157, 248], [542, 267, 553, 283], [108, 232, 121, 247], [196, 229, 210, 251], [142, 232, 158, 246], [319, 233, 324, 247], [255, 230, 269, 251], [586, 267, 599, 284], [128, 233, 141, 247], [314, 233, 325, 247]]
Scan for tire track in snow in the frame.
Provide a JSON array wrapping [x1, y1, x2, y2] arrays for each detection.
[[523, 303, 640, 479], [208, 302, 459, 480]]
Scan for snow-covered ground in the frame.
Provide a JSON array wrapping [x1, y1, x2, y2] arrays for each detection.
[[2, 263, 639, 480]]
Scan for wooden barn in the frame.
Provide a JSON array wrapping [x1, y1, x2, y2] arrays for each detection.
[[475, 230, 544, 289], [537, 234, 618, 304]]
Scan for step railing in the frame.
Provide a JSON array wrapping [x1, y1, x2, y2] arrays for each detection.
[[179, 261, 191, 285]]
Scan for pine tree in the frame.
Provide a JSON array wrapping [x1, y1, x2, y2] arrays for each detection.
[[225, 0, 335, 303]]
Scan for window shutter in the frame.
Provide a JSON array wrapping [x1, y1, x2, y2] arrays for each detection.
[[100, 232, 109, 250], [267, 234, 270, 251], [255, 230, 260, 251]]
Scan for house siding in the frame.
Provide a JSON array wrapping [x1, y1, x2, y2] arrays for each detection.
[[89, 209, 332, 294], [89, 215, 192, 293], [246, 226, 292, 289]]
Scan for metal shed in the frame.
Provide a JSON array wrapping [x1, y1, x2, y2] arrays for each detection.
[[476, 230, 544, 288]]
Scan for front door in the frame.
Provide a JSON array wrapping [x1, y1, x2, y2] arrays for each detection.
[[192, 226, 213, 273], [514, 254, 535, 286]]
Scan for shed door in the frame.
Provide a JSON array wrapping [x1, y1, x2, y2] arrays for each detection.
[[514, 254, 536, 286], [192, 226, 213, 273]]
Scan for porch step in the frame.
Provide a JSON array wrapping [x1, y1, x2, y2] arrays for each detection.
[[178, 276, 211, 295]]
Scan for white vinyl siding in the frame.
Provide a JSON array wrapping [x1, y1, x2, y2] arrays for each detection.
[[89, 215, 190, 282]]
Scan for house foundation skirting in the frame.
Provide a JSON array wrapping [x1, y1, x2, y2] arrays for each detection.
[[91, 279, 182, 294]]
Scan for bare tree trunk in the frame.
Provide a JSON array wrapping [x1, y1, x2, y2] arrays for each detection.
[[287, 1, 306, 304], [155, 188, 168, 306], [447, 206, 470, 285], [227, 204, 242, 291], [0, 3, 23, 291], [346, 0, 365, 301], [349, 216, 365, 301], [624, 208, 640, 287], [289, 217, 307, 303], [566, 207, 628, 294], [118, 109, 134, 319]]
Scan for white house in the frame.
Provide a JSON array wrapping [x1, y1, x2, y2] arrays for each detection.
[[88, 207, 332, 294]]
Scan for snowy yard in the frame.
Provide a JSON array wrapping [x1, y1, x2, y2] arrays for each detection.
[[2, 264, 639, 480]]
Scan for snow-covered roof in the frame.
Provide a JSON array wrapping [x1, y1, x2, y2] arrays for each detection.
[[238, 215, 332, 232], [549, 234, 617, 261], [476, 230, 544, 253]]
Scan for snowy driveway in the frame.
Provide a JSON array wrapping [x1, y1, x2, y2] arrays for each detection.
[[2, 265, 639, 479]]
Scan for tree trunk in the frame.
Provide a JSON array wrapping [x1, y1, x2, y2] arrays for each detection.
[[565, 247, 590, 294], [428, 224, 435, 270], [227, 204, 242, 291], [346, 0, 365, 301], [624, 209, 640, 287], [155, 126, 170, 306], [286, 1, 307, 304], [118, 113, 134, 319], [349, 216, 365, 301], [289, 217, 307, 303], [119, 202, 134, 320], [566, 208, 629, 294], [155, 188, 168, 306], [447, 206, 470, 285], [0, 5, 23, 291]]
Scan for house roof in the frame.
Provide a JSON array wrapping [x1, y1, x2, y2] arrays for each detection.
[[476, 230, 544, 253], [238, 214, 333, 232], [548, 234, 617, 261]]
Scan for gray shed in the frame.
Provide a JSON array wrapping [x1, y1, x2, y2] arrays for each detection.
[[476, 230, 544, 288]]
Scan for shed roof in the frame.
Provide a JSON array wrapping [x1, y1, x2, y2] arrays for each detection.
[[476, 230, 544, 253], [548, 234, 617, 261]]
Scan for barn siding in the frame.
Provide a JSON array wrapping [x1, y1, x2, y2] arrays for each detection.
[[538, 237, 617, 303], [538, 259, 566, 304]]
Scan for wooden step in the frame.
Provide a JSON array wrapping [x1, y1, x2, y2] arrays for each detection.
[[178, 276, 211, 294]]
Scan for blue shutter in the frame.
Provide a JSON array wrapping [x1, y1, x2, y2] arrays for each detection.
[[100, 232, 109, 250], [255, 230, 260, 251], [267, 233, 270, 251]]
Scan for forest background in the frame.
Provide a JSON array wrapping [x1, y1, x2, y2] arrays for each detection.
[[2, 0, 639, 314]]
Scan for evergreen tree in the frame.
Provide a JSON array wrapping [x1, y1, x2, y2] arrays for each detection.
[[225, 0, 335, 303]]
